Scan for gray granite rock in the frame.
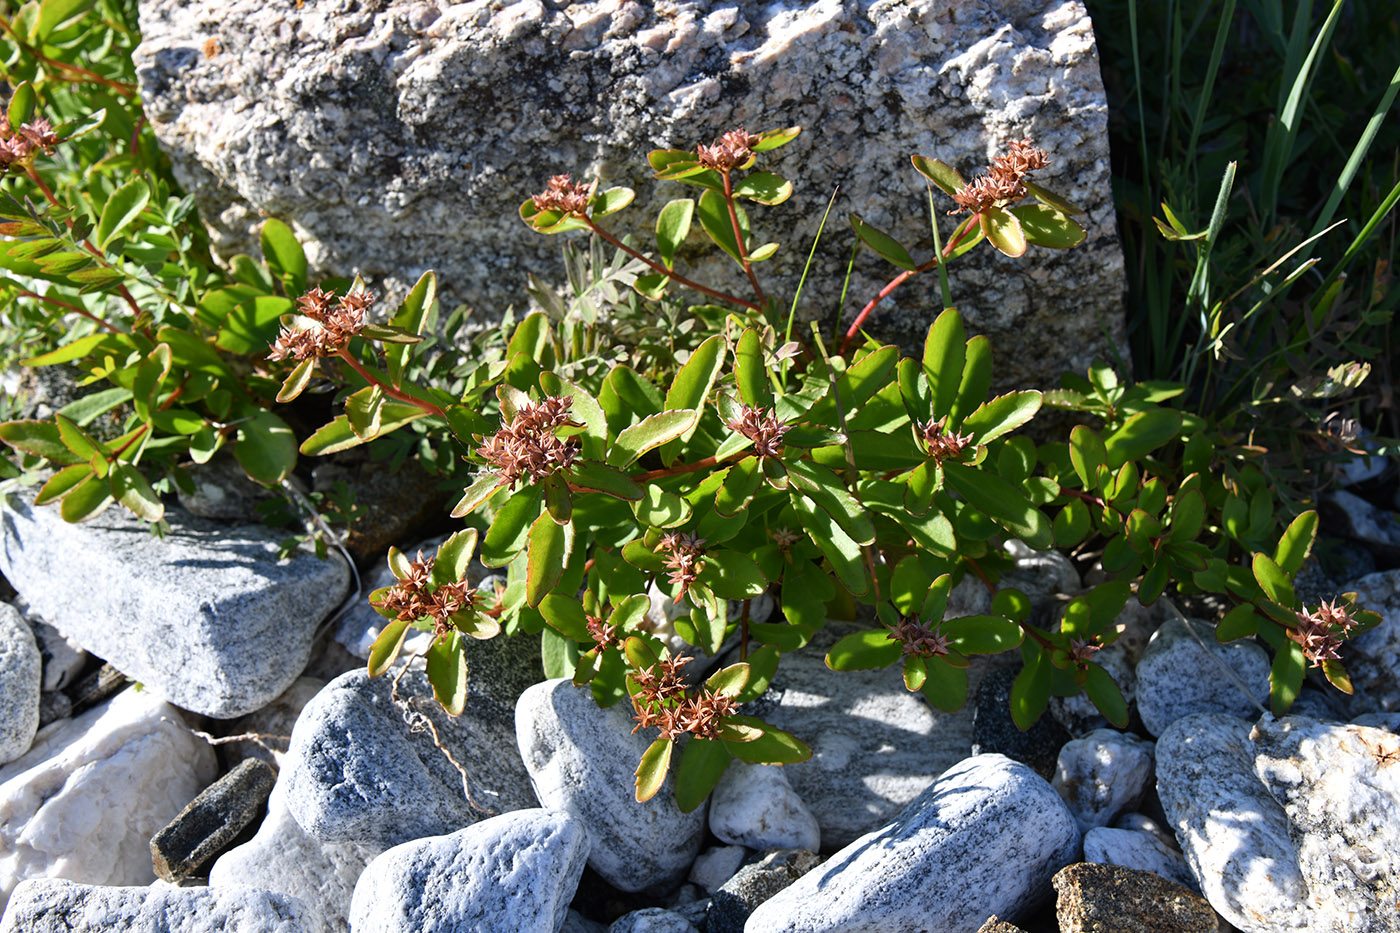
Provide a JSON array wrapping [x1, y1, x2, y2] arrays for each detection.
[[1252, 715, 1400, 933], [1155, 713, 1309, 932], [742, 621, 977, 850], [349, 808, 588, 933], [0, 687, 217, 911], [688, 845, 747, 894], [1052, 862, 1218, 933], [562, 910, 609, 933], [1332, 569, 1400, 714], [1113, 811, 1178, 849], [12, 597, 86, 692], [516, 679, 706, 892], [209, 776, 377, 933], [708, 761, 820, 852], [0, 603, 40, 764], [1135, 617, 1270, 737], [1353, 711, 1400, 732], [1053, 728, 1154, 832], [1000, 538, 1081, 608], [609, 908, 700, 933], [745, 755, 1080, 932], [1082, 827, 1197, 891], [132, 0, 1125, 393], [1324, 490, 1400, 554], [0, 878, 312, 933], [284, 637, 539, 849], [706, 848, 821, 933], [175, 453, 279, 522], [0, 490, 350, 718]]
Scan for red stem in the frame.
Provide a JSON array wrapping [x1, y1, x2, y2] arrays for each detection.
[[722, 169, 766, 309], [585, 219, 759, 311], [0, 15, 136, 98], [335, 347, 446, 418], [17, 290, 123, 335]]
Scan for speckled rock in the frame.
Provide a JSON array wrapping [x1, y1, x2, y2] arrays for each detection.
[[971, 664, 1070, 780], [1331, 569, 1400, 714], [705, 849, 821, 933], [1000, 538, 1081, 607], [515, 679, 706, 892], [1155, 713, 1309, 932], [348, 809, 588, 933], [0, 878, 312, 933], [0, 603, 40, 765], [742, 621, 977, 849], [1252, 715, 1400, 933], [0, 489, 350, 718], [975, 919, 1027, 933], [708, 761, 820, 852], [1053, 728, 1154, 832], [745, 755, 1079, 932], [689, 845, 747, 894], [1082, 827, 1196, 891], [608, 907, 700, 933], [151, 758, 278, 882], [12, 597, 86, 692], [131, 0, 1126, 393], [1052, 862, 1218, 933], [1323, 490, 1400, 555], [284, 637, 538, 849], [0, 688, 217, 911], [209, 776, 376, 933], [1135, 617, 1270, 737]]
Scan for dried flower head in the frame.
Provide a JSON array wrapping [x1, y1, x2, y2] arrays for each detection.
[[727, 405, 791, 459], [0, 118, 59, 169], [530, 174, 592, 215], [1068, 636, 1102, 663], [658, 532, 706, 600], [586, 614, 618, 650], [1289, 599, 1359, 668], [697, 128, 760, 172], [373, 551, 479, 638], [268, 287, 373, 361], [918, 416, 973, 464], [770, 526, 801, 550], [630, 654, 736, 741], [888, 617, 952, 658], [950, 138, 1050, 215], [476, 395, 582, 485]]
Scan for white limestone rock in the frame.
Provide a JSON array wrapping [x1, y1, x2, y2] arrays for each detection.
[[1082, 826, 1197, 891], [688, 845, 747, 894], [209, 777, 377, 933], [1155, 713, 1310, 933], [349, 809, 588, 933], [131, 0, 1126, 394], [1052, 728, 1154, 832], [0, 878, 312, 932], [708, 761, 820, 852], [0, 603, 40, 764], [516, 679, 706, 892], [0, 687, 217, 911], [609, 908, 700, 933], [1135, 616, 1270, 737], [1251, 715, 1400, 933], [745, 754, 1079, 932], [0, 490, 350, 718]]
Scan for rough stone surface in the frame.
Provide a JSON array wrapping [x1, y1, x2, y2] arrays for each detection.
[[971, 663, 1070, 780], [0, 688, 217, 911], [349, 809, 588, 933], [608, 908, 700, 933], [0, 878, 312, 933], [1052, 862, 1219, 933], [688, 845, 747, 893], [0, 490, 351, 718], [1251, 715, 1400, 933], [220, 676, 325, 770], [132, 0, 1125, 393], [1053, 728, 1154, 832], [563, 910, 609, 933], [975, 919, 1028, 933], [1082, 827, 1196, 891], [1135, 617, 1270, 737], [0, 603, 40, 765], [745, 755, 1080, 932], [1332, 569, 1400, 714], [209, 776, 376, 933], [516, 679, 706, 892], [1155, 713, 1309, 933], [310, 455, 452, 565], [151, 758, 278, 882], [742, 621, 977, 849], [708, 760, 820, 852], [1323, 490, 1400, 555], [174, 453, 278, 522], [284, 638, 538, 849], [13, 597, 86, 692], [1000, 538, 1082, 608], [705, 848, 820, 933]]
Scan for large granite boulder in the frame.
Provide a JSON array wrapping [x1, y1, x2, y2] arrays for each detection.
[[131, 0, 1125, 390]]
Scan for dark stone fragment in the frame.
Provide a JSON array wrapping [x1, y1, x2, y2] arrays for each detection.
[[971, 665, 1071, 780], [705, 849, 821, 933], [1052, 862, 1219, 933], [36, 690, 70, 728], [67, 663, 128, 716], [977, 917, 1028, 933], [150, 758, 277, 881]]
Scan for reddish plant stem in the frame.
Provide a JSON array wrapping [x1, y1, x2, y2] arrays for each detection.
[[0, 15, 136, 98], [334, 347, 446, 418], [839, 214, 979, 355], [721, 169, 766, 310], [585, 219, 759, 311], [16, 290, 122, 335], [631, 452, 738, 484]]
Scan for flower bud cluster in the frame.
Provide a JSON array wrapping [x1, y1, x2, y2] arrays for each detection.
[[630, 654, 737, 741], [268, 287, 373, 361], [697, 128, 760, 172], [951, 139, 1050, 215], [477, 395, 582, 485], [530, 174, 591, 216], [727, 405, 791, 459], [658, 531, 706, 599], [887, 617, 952, 658], [374, 551, 478, 638], [0, 119, 58, 169], [918, 416, 973, 464], [1289, 598, 1360, 667]]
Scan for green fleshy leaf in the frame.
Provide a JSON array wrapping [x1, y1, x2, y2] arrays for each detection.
[[1270, 640, 1306, 716], [664, 334, 726, 445], [592, 186, 635, 217], [721, 715, 811, 764], [716, 456, 762, 517], [1010, 647, 1052, 730], [0, 420, 81, 463], [1011, 203, 1086, 249], [920, 659, 969, 711], [1103, 409, 1182, 469], [260, 218, 307, 294], [235, 410, 297, 485], [923, 309, 967, 421], [7, 82, 35, 130], [705, 662, 751, 698], [526, 513, 572, 607], [635, 736, 674, 803], [108, 462, 164, 522], [59, 473, 113, 522], [569, 460, 644, 500], [426, 632, 469, 716], [732, 173, 793, 205], [734, 328, 772, 409], [1083, 662, 1128, 727], [979, 206, 1026, 257], [450, 473, 505, 518], [1069, 425, 1107, 489], [387, 271, 436, 388], [607, 410, 697, 467], [942, 615, 1022, 654], [367, 619, 411, 677], [539, 594, 592, 642], [849, 213, 916, 271], [1252, 553, 1295, 607], [673, 737, 730, 813], [1024, 181, 1084, 214], [1168, 489, 1206, 541], [825, 628, 902, 671], [656, 198, 695, 267], [432, 528, 479, 586], [696, 189, 749, 264], [751, 126, 801, 151], [632, 484, 691, 529], [481, 485, 541, 567], [276, 358, 315, 403], [96, 177, 150, 249], [903, 655, 927, 691], [346, 385, 385, 440], [786, 459, 876, 546], [1274, 510, 1318, 575], [35, 463, 91, 505], [1215, 604, 1259, 642], [910, 155, 965, 196], [949, 336, 991, 426], [959, 391, 1041, 445], [942, 461, 1051, 548], [542, 474, 573, 524], [700, 550, 768, 600]]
